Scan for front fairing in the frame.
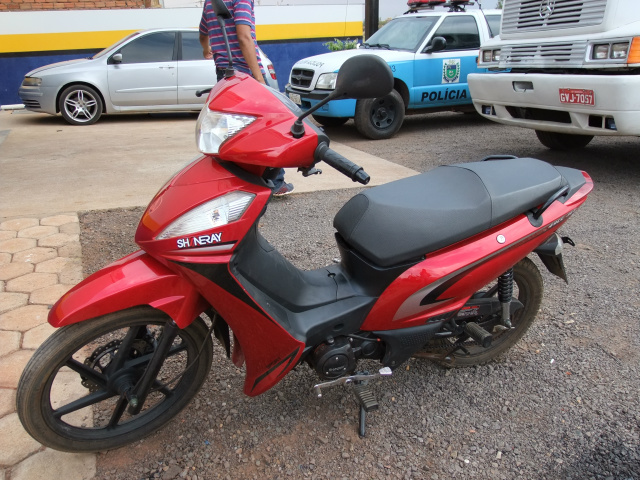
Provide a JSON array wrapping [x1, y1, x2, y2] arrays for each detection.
[[205, 73, 322, 169]]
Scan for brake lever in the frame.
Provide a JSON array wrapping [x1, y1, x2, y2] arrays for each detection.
[[298, 166, 322, 177]]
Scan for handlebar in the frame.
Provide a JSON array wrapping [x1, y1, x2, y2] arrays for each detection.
[[315, 144, 370, 185]]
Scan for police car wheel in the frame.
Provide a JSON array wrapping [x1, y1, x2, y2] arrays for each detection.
[[354, 89, 405, 140], [312, 115, 349, 127]]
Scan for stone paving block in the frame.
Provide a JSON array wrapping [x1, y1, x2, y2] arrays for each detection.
[[0, 262, 34, 282], [38, 233, 80, 249], [0, 387, 17, 417], [0, 413, 42, 466], [0, 253, 11, 266], [0, 281, 4, 293], [12, 247, 57, 265], [0, 349, 34, 388], [0, 238, 37, 255], [0, 330, 21, 357], [6, 273, 58, 294], [59, 264, 83, 285], [11, 448, 96, 480], [0, 292, 28, 315], [0, 231, 17, 241], [0, 305, 50, 332], [35, 257, 78, 274], [29, 284, 72, 306], [40, 214, 78, 227], [17, 225, 58, 240], [0, 218, 39, 232], [57, 242, 82, 258], [22, 323, 55, 350], [59, 222, 80, 235]]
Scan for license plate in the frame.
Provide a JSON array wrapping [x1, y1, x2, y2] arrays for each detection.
[[559, 88, 595, 106], [288, 92, 301, 105]]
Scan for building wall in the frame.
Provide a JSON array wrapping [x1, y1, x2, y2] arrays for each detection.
[[0, 0, 151, 11]]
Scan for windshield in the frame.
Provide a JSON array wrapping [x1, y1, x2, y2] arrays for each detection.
[[91, 32, 142, 59], [485, 14, 501, 38], [364, 16, 441, 52]]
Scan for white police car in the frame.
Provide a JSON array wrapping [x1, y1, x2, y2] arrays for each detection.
[[285, 1, 501, 139]]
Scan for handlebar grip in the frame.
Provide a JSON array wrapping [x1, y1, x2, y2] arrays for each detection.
[[316, 145, 370, 185]]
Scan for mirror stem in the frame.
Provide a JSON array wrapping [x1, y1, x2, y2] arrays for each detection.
[[290, 91, 339, 138], [217, 15, 235, 78]]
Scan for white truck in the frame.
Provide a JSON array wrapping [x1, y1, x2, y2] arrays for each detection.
[[468, 0, 640, 149]]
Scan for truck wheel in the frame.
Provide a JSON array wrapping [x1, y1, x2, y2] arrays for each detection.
[[354, 89, 405, 140], [535, 130, 594, 150], [312, 115, 349, 127]]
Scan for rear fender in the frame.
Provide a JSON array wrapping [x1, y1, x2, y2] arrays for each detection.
[[49, 250, 208, 328]]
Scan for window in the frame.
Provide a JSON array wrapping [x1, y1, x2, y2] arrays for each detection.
[[431, 16, 480, 51], [365, 16, 441, 52], [181, 32, 204, 61], [118, 32, 176, 64], [485, 14, 501, 38]]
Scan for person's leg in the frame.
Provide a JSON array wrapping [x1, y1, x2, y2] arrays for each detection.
[[272, 169, 294, 196]]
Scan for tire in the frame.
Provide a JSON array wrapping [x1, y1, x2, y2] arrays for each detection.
[[419, 257, 543, 367], [59, 84, 104, 125], [354, 89, 405, 140], [535, 130, 594, 150], [17, 307, 213, 452], [312, 115, 349, 127]]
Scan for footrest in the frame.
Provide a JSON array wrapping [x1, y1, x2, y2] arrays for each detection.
[[353, 384, 378, 413]]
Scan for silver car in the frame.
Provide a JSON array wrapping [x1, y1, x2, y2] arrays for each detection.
[[18, 28, 279, 126]]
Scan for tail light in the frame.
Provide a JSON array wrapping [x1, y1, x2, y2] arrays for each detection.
[[267, 65, 277, 80]]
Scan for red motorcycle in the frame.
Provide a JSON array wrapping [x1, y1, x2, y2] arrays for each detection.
[[17, 1, 593, 452]]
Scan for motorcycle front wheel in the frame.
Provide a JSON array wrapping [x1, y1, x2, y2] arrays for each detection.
[[17, 307, 213, 452], [419, 257, 543, 367]]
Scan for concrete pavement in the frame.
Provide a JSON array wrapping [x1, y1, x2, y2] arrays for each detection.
[[0, 109, 418, 480]]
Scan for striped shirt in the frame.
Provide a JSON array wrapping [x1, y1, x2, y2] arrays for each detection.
[[199, 0, 264, 76]]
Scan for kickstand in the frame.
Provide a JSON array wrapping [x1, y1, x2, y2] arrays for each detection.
[[353, 382, 379, 437]]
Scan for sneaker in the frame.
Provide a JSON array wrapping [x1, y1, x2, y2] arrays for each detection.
[[273, 182, 294, 196]]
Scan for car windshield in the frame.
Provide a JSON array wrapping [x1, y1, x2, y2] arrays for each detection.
[[364, 16, 441, 52], [91, 32, 142, 59]]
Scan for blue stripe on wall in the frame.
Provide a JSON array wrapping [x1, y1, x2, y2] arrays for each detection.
[[0, 40, 333, 107]]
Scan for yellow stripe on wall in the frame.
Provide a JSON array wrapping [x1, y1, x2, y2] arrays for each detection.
[[0, 22, 363, 55], [0, 31, 137, 54], [257, 21, 363, 41]]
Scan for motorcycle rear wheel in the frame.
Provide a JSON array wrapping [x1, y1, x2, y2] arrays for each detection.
[[17, 307, 213, 452], [420, 257, 543, 367]]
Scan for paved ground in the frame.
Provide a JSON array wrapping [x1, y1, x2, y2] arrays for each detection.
[[0, 109, 417, 480]]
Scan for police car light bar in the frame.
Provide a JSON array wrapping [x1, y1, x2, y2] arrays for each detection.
[[406, 0, 474, 11]]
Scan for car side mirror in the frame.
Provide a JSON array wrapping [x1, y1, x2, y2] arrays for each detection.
[[425, 36, 447, 53], [111, 53, 123, 64], [333, 55, 394, 100]]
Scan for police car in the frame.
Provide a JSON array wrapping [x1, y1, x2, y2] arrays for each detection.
[[285, 0, 501, 139]]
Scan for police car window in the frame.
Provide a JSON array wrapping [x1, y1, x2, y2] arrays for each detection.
[[118, 32, 176, 64], [485, 14, 501, 38], [365, 16, 440, 52], [431, 16, 480, 51], [181, 32, 204, 61]]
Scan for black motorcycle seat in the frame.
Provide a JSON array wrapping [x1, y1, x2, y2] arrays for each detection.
[[334, 158, 585, 267]]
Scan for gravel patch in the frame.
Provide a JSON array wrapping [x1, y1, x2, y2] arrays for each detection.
[[80, 113, 640, 480]]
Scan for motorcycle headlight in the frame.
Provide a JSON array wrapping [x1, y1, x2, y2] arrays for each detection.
[[316, 73, 338, 90], [157, 192, 255, 240], [196, 108, 256, 154]]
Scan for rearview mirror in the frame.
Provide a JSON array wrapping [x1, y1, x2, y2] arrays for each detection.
[[211, 0, 232, 19], [111, 53, 123, 64], [425, 36, 447, 53], [333, 55, 394, 100]]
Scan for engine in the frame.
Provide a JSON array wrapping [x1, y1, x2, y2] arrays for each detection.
[[311, 335, 384, 380]]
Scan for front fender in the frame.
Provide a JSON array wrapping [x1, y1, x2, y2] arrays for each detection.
[[49, 250, 209, 328]]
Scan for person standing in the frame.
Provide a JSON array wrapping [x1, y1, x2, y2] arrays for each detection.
[[199, 0, 294, 195]]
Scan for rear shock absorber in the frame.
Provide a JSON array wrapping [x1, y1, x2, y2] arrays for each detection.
[[498, 268, 514, 328]]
